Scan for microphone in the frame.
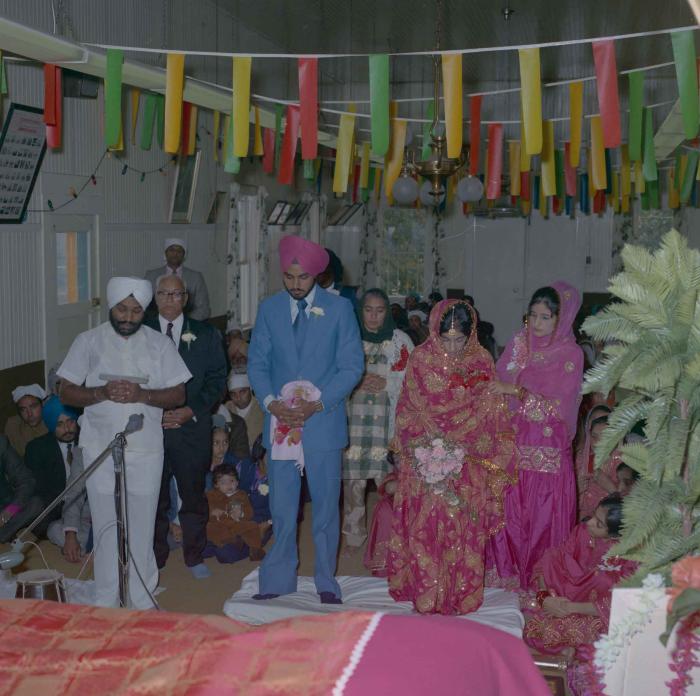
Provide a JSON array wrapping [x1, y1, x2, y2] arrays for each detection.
[[122, 413, 144, 435], [0, 539, 25, 570]]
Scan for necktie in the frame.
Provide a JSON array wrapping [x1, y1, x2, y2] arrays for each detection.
[[66, 443, 73, 466], [166, 322, 174, 342], [294, 299, 309, 354]]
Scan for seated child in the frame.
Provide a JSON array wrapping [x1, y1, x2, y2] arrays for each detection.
[[235, 433, 271, 524], [363, 472, 397, 577], [206, 463, 269, 562]]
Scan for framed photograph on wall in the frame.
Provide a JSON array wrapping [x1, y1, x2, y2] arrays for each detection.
[[206, 190, 226, 224], [169, 150, 202, 223], [267, 200, 286, 224], [0, 103, 47, 224]]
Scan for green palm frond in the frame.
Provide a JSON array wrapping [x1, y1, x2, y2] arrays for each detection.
[[617, 442, 650, 476]]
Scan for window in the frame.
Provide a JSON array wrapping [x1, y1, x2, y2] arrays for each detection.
[[56, 230, 89, 305], [377, 208, 426, 296]]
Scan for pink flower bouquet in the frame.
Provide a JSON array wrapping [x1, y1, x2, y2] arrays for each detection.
[[413, 437, 465, 485]]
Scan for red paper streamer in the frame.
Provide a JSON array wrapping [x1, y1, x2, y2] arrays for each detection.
[[592, 40, 621, 148], [298, 58, 318, 160], [486, 123, 503, 199], [180, 102, 192, 154], [44, 65, 62, 149], [593, 189, 606, 213], [469, 95, 482, 176], [520, 171, 531, 202], [278, 105, 301, 185], [564, 142, 577, 196], [262, 128, 275, 173], [552, 195, 561, 215]]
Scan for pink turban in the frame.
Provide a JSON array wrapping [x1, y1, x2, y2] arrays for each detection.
[[279, 235, 329, 276]]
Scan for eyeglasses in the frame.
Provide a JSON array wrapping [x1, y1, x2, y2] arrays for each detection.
[[156, 291, 186, 300]]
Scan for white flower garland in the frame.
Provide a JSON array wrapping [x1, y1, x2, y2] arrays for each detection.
[[593, 573, 666, 673]]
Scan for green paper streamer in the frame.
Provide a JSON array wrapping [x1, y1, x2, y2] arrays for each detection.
[[681, 152, 699, 203], [140, 94, 156, 150], [642, 108, 657, 182], [554, 149, 564, 198], [369, 54, 390, 157], [0, 52, 7, 95], [156, 95, 165, 149], [647, 178, 660, 209], [628, 71, 644, 162], [274, 104, 284, 170], [671, 30, 699, 140], [303, 158, 315, 180], [225, 115, 240, 174], [422, 101, 435, 161], [105, 49, 124, 148], [368, 166, 376, 190], [640, 188, 649, 210]]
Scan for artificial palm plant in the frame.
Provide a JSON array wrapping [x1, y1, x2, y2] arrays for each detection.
[[582, 229, 700, 583]]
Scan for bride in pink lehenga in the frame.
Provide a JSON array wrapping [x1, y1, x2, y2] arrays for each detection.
[[387, 300, 515, 615]]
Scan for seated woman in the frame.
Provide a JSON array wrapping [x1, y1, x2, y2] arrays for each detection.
[[387, 300, 514, 615], [523, 494, 637, 657]]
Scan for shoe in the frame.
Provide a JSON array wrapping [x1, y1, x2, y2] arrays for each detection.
[[319, 591, 342, 605], [189, 563, 211, 580], [252, 593, 280, 600]]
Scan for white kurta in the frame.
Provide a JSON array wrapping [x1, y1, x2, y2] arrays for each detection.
[[57, 322, 192, 608]]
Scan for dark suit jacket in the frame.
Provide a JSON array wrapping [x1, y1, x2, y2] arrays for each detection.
[[0, 435, 36, 509], [24, 433, 67, 508], [145, 316, 227, 439]]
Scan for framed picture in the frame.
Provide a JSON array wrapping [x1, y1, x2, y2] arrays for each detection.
[[288, 202, 310, 225], [169, 150, 202, 223], [267, 200, 286, 224], [327, 204, 350, 226], [282, 201, 302, 225], [278, 202, 294, 225], [206, 190, 226, 224], [0, 103, 47, 224], [337, 202, 363, 225]]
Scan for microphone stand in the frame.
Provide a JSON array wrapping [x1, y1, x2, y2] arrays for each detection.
[[2, 417, 142, 609]]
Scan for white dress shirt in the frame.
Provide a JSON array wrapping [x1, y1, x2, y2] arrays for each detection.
[[158, 313, 185, 347]]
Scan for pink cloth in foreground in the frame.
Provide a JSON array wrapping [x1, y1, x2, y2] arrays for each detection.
[[488, 281, 583, 589], [388, 300, 515, 615], [346, 613, 551, 696]]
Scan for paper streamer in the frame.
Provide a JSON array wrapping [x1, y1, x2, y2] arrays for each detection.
[[105, 49, 123, 148], [540, 120, 556, 196], [634, 160, 646, 194], [681, 151, 699, 203], [262, 127, 275, 173], [140, 93, 156, 150], [509, 141, 521, 196], [580, 173, 590, 214], [671, 31, 699, 139], [333, 105, 356, 193], [518, 48, 542, 155], [274, 103, 283, 169], [628, 71, 644, 161], [592, 40, 621, 148], [360, 141, 370, 188], [611, 171, 620, 212], [604, 148, 612, 194], [442, 53, 463, 158], [223, 115, 240, 174], [164, 53, 185, 153], [298, 57, 318, 159], [519, 108, 531, 172], [642, 107, 657, 181], [564, 142, 577, 196], [569, 82, 583, 167], [590, 116, 607, 191], [669, 169, 680, 209], [621, 194, 630, 213], [555, 149, 565, 200], [187, 105, 197, 156], [180, 102, 192, 154], [130, 89, 140, 144], [278, 105, 300, 185], [0, 50, 7, 96], [521, 171, 531, 202], [156, 95, 165, 149], [44, 65, 62, 149], [422, 101, 435, 161], [678, 154, 687, 193], [253, 107, 263, 156], [384, 116, 407, 204], [648, 179, 660, 209], [213, 110, 220, 162], [303, 158, 315, 181], [620, 144, 631, 196], [369, 55, 390, 157], [232, 57, 252, 157], [486, 124, 503, 199], [469, 96, 482, 175]]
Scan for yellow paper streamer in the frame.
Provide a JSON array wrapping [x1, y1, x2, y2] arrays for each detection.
[[253, 106, 263, 156], [187, 105, 197, 156], [635, 160, 646, 194], [569, 82, 583, 167], [360, 142, 370, 188], [232, 57, 252, 157], [540, 120, 556, 196], [679, 154, 688, 190], [441, 53, 463, 159], [519, 111, 531, 172], [518, 48, 542, 155], [509, 141, 521, 195], [620, 144, 631, 196], [384, 103, 407, 204], [621, 194, 630, 213], [669, 169, 680, 209], [333, 103, 356, 194], [164, 53, 185, 154], [130, 89, 140, 144], [590, 116, 607, 191], [538, 171, 547, 217], [213, 111, 220, 162]]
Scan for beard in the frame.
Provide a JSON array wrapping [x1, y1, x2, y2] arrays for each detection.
[[284, 282, 315, 300], [109, 311, 143, 337]]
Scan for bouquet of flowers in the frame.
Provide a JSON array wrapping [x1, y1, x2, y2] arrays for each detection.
[[413, 438, 465, 485]]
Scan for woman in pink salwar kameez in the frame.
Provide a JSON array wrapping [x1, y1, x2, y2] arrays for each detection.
[[387, 300, 515, 615], [487, 283, 584, 589]]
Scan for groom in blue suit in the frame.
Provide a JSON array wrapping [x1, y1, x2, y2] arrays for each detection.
[[248, 235, 363, 602]]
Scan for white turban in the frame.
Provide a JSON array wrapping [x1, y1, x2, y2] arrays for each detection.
[[228, 372, 250, 391], [12, 384, 46, 403], [164, 238, 187, 253], [106, 277, 153, 310], [408, 310, 428, 322]]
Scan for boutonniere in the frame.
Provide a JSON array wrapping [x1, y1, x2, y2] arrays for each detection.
[[309, 306, 325, 318], [181, 325, 197, 350], [258, 483, 269, 496]]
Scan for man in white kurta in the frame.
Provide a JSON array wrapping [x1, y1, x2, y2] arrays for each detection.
[[58, 277, 192, 609]]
